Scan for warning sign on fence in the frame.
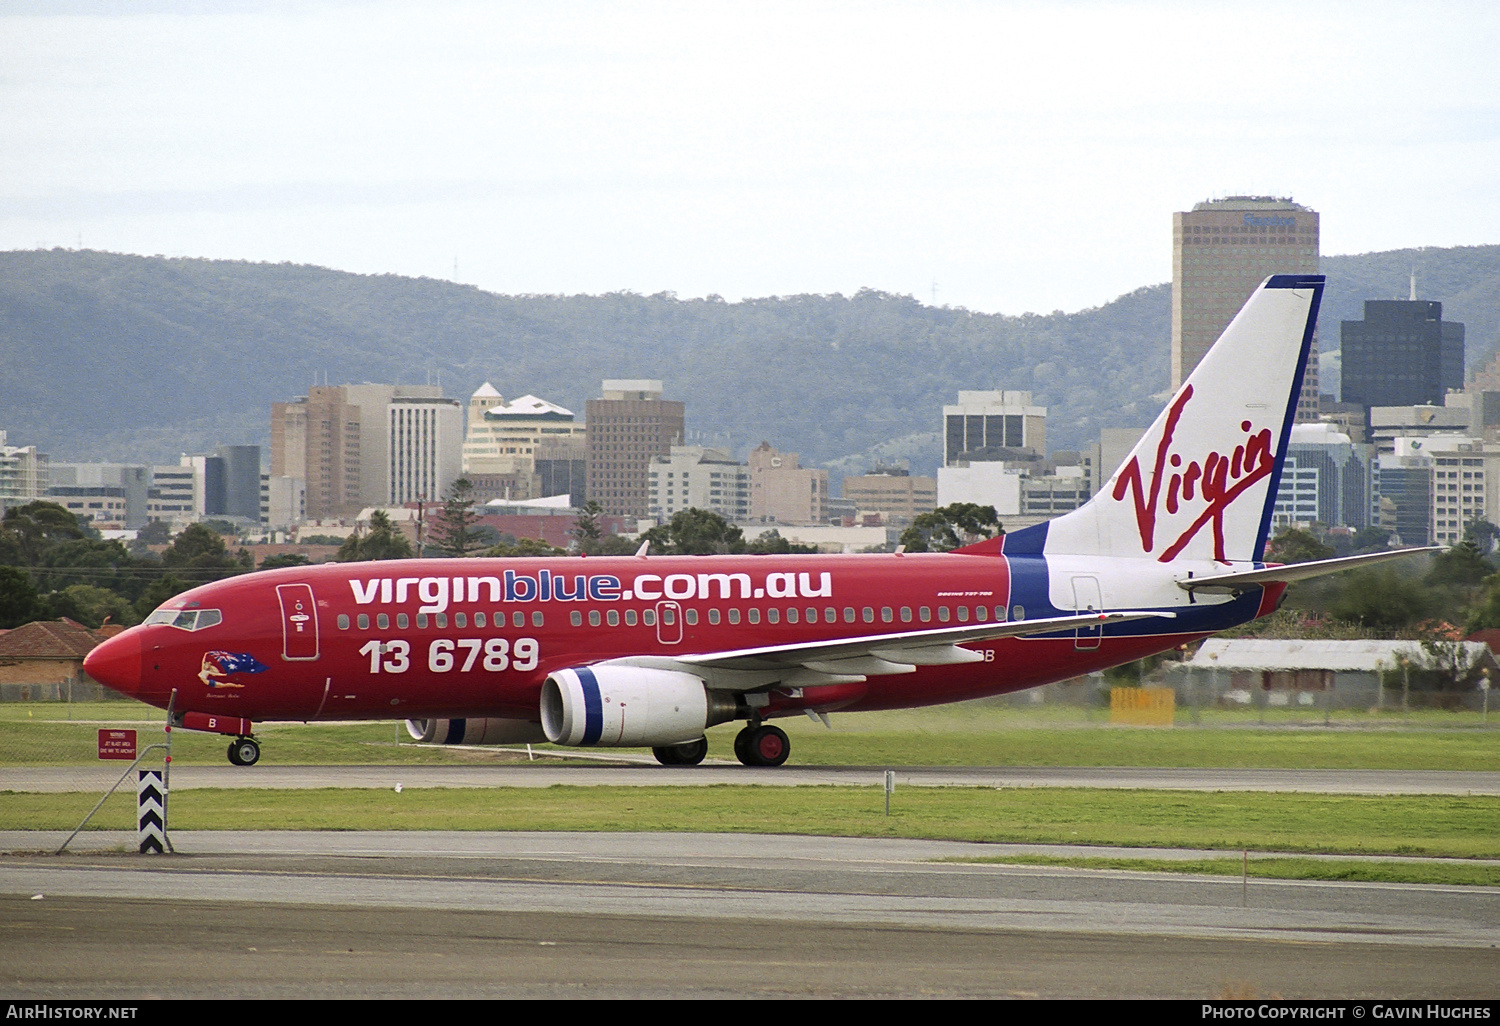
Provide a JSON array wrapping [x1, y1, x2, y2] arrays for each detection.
[[98, 728, 137, 760]]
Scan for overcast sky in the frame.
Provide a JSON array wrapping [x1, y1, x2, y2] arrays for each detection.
[[3, 0, 1496, 314]]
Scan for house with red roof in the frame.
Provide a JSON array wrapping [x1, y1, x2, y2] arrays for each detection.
[[0, 619, 123, 701]]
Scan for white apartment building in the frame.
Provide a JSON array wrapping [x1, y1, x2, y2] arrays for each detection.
[[147, 460, 201, 522], [1367, 400, 1470, 456], [1020, 464, 1093, 517], [47, 463, 149, 528], [649, 446, 751, 521], [1426, 438, 1493, 546], [260, 474, 307, 528], [388, 396, 463, 505], [344, 383, 445, 507], [0, 431, 47, 512], [937, 461, 1023, 514]]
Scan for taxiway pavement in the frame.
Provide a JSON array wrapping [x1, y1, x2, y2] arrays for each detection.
[[3, 830, 1498, 998]]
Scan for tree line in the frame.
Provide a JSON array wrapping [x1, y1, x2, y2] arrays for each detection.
[[11, 488, 1500, 661]]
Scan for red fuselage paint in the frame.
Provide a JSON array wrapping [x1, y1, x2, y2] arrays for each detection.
[[84, 551, 1246, 726]]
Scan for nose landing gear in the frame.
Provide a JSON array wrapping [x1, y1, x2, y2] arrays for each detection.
[[226, 736, 261, 767]]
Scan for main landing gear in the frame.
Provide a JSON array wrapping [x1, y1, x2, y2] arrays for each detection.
[[226, 735, 261, 767], [650, 724, 793, 767], [652, 736, 709, 766], [733, 724, 790, 767]]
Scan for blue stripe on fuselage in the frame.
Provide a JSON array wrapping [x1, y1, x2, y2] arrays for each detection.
[[1006, 551, 1058, 619], [1001, 521, 1048, 555], [1008, 550, 1268, 639]]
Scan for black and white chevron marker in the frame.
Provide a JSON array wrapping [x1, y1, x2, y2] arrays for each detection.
[[137, 770, 165, 854]]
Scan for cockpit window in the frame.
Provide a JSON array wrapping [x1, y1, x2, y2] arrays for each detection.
[[145, 608, 223, 631]]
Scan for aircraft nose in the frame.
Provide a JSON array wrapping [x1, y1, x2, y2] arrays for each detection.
[[83, 630, 144, 696]]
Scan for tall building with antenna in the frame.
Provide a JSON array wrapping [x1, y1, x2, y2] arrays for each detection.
[[1340, 281, 1464, 410], [1173, 196, 1321, 420]]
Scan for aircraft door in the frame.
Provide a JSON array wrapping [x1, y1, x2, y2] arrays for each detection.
[[276, 583, 321, 661], [1071, 576, 1103, 651], [655, 601, 682, 645]]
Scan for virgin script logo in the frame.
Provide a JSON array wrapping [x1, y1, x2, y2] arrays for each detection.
[[1111, 385, 1276, 562]]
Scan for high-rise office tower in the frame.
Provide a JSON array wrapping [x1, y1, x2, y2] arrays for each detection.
[[586, 380, 685, 518], [271, 386, 362, 519], [1341, 300, 1464, 410], [216, 445, 263, 521], [1173, 196, 1321, 420], [942, 391, 1046, 466]]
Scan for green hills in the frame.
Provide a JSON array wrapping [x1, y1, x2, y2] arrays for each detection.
[[1, 244, 1496, 473]]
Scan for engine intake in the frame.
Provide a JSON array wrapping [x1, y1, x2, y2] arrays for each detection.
[[541, 666, 741, 747]]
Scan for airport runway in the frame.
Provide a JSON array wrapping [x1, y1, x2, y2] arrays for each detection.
[[7, 763, 1500, 794], [3, 831, 1499, 998], [5, 765, 1498, 997]]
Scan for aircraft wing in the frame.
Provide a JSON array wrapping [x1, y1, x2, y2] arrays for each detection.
[[1176, 547, 1438, 594], [598, 609, 1173, 690]]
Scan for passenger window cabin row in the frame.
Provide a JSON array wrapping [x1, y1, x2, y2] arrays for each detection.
[[336, 604, 1024, 632], [338, 610, 546, 631]]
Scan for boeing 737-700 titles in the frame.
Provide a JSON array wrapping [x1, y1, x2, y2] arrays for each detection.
[[83, 274, 1429, 767]]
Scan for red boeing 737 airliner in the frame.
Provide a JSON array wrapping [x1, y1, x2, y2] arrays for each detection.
[[83, 274, 1429, 767]]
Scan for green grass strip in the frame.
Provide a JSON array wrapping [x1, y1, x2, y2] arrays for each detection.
[[5, 785, 1499, 859], [3, 709, 1499, 770], [781, 725, 1500, 771], [939, 854, 1500, 887]]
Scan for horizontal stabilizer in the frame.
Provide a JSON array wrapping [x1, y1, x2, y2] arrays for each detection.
[[1176, 547, 1438, 594]]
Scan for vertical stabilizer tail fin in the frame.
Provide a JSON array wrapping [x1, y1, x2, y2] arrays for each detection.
[[1040, 274, 1324, 564]]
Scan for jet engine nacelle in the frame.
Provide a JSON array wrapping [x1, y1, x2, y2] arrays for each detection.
[[405, 717, 547, 745], [541, 666, 739, 747]]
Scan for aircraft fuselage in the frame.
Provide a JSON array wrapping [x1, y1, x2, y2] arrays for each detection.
[[88, 549, 1279, 724]]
